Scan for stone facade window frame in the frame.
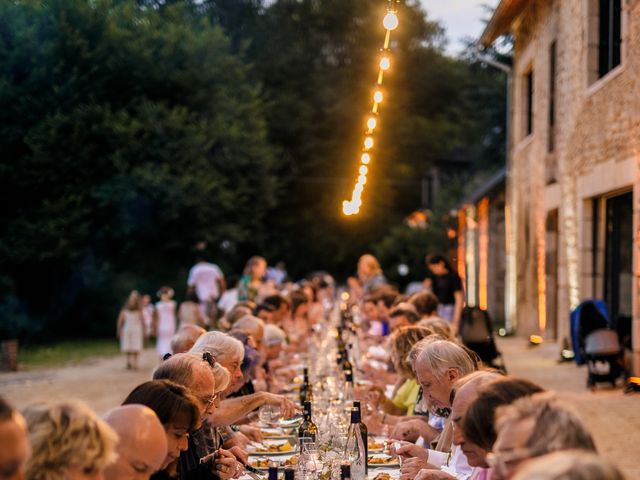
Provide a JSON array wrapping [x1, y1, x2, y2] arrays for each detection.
[[585, 0, 629, 94]]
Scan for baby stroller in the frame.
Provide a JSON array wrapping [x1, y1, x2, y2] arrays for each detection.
[[570, 300, 625, 388], [459, 306, 506, 372]]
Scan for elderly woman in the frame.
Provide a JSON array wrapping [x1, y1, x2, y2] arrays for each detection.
[[123, 380, 201, 480], [24, 401, 117, 480], [363, 326, 435, 426], [190, 331, 298, 427]]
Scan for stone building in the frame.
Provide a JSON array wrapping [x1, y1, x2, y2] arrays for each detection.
[[457, 170, 507, 328], [480, 0, 640, 372]]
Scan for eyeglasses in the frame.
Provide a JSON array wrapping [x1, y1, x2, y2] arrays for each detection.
[[486, 449, 533, 478], [200, 391, 219, 410]]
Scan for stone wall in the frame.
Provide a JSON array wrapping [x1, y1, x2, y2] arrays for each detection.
[[507, 0, 640, 360]]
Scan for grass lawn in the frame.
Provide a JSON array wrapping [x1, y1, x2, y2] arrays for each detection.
[[19, 339, 121, 369]]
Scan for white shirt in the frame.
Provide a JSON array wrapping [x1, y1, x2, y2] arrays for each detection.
[[426, 446, 474, 480], [217, 288, 239, 313], [187, 262, 224, 301]]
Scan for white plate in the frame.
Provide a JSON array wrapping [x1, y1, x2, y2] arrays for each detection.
[[367, 454, 399, 468], [248, 439, 297, 456], [248, 453, 298, 470], [367, 436, 389, 453]]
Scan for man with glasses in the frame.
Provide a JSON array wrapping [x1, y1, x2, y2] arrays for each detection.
[[489, 392, 597, 480], [154, 353, 241, 480]]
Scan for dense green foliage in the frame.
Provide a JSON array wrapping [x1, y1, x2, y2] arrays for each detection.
[[0, 0, 506, 339]]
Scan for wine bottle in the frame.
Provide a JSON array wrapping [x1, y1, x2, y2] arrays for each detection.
[[340, 463, 352, 480], [353, 401, 368, 474], [284, 467, 295, 480], [344, 370, 355, 402], [268, 463, 278, 480], [344, 408, 366, 480], [299, 368, 309, 404], [298, 401, 318, 442]]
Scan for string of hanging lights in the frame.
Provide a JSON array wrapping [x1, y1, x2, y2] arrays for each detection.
[[342, 0, 400, 216]]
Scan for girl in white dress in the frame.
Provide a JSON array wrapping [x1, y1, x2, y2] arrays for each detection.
[[154, 286, 177, 358], [117, 291, 144, 370]]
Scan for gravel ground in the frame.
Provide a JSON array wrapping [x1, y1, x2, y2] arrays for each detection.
[[2, 337, 639, 477]]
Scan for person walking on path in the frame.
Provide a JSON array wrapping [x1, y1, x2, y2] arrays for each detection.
[[117, 290, 145, 370], [187, 255, 226, 326], [154, 287, 177, 359]]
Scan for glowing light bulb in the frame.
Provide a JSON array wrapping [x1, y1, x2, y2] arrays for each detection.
[[364, 137, 374, 150], [373, 90, 383, 103], [383, 12, 399, 31], [359, 165, 368, 175], [358, 175, 367, 185], [367, 117, 377, 130], [380, 57, 391, 71], [361, 153, 371, 164]]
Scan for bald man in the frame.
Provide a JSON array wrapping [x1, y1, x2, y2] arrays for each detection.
[[103, 405, 167, 480], [0, 396, 30, 480], [171, 325, 207, 354]]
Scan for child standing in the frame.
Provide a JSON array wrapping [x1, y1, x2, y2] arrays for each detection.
[[154, 286, 177, 358], [117, 291, 144, 370]]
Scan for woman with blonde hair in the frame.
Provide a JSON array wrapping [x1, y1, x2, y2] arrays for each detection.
[[363, 326, 436, 434], [24, 401, 117, 480], [116, 290, 145, 370], [357, 253, 387, 294]]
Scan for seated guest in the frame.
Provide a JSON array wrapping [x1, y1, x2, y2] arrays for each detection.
[[223, 305, 253, 331], [388, 304, 421, 331], [191, 332, 298, 426], [227, 330, 263, 396], [0, 396, 30, 480], [462, 378, 545, 474], [231, 316, 265, 349], [490, 393, 597, 480], [103, 405, 167, 480], [396, 339, 477, 478], [172, 325, 207, 354], [24, 401, 117, 480], [153, 354, 239, 480], [399, 371, 501, 480], [262, 295, 291, 326], [364, 326, 435, 423], [261, 325, 292, 390], [254, 303, 275, 324], [283, 291, 310, 347], [122, 380, 201, 479], [512, 450, 625, 480], [410, 291, 444, 322]]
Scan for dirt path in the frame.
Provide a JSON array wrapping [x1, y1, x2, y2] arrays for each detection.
[[1, 348, 159, 414], [2, 338, 639, 477]]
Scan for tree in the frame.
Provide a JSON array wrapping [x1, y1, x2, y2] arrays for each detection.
[[0, 0, 278, 337]]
